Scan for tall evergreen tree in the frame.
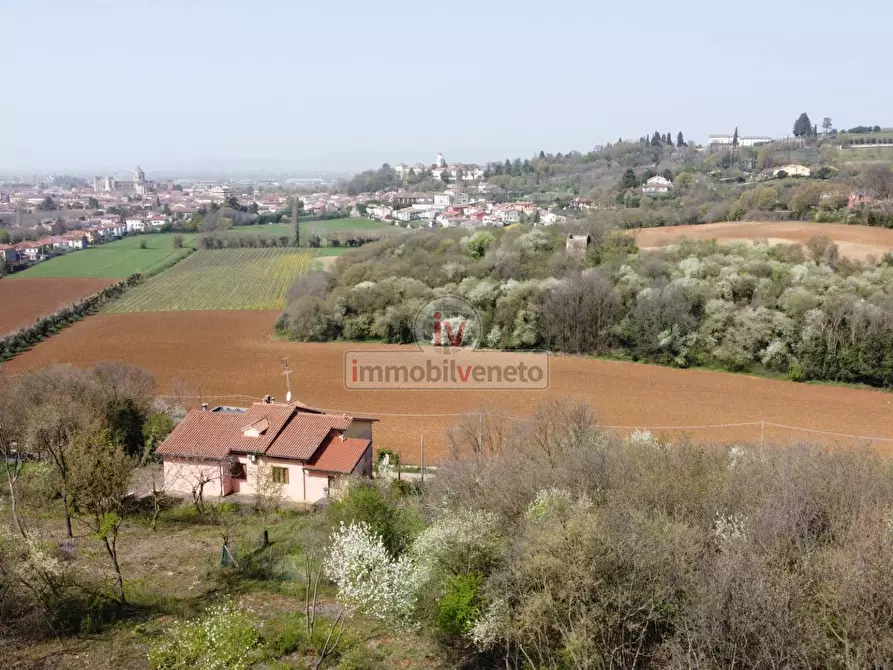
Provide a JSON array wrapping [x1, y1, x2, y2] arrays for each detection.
[[618, 168, 638, 190], [732, 127, 739, 148], [292, 198, 300, 246], [666, 132, 672, 145], [677, 131, 685, 147], [793, 112, 812, 137], [651, 131, 662, 146]]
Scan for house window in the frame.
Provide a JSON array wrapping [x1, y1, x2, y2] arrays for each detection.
[[271, 466, 289, 484], [229, 462, 246, 480]]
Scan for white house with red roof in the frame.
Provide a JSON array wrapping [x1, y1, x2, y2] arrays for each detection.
[[0, 244, 20, 264], [157, 400, 376, 504]]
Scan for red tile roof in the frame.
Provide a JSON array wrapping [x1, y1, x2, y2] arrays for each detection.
[[268, 413, 351, 460], [157, 402, 364, 464], [305, 436, 370, 474]]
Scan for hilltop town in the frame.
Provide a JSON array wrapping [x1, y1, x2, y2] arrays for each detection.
[[4, 115, 893, 273]]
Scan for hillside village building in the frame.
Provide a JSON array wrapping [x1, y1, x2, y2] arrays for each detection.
[[642, 175, 673, 195], [566, 234, 592, 258], [774, 164, 811, 177], [709, 134, 773, 147]]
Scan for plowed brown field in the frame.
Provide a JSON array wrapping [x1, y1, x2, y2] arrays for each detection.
[[4, 311, 893, 462], [0, 277, 117, 335], [635, 221, 893, 260]]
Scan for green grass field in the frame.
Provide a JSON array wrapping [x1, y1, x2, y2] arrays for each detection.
[[106, 248, 314, 312], [14, 221, 383, 281], [302, 217, 390, 236], [228, 218, 390, 240], [15, 234, 196, 279]]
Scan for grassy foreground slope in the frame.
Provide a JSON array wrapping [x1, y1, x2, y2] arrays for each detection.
[[107, 248, 314, 312]]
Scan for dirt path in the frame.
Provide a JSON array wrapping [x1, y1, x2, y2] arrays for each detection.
[[635, 221, 893, 260], [4, 311, 893, 462]]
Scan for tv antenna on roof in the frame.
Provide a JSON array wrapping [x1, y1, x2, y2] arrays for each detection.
[[281, 357, 293, 403]]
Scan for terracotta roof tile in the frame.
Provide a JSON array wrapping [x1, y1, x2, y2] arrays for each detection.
[[305, 437, 370, 474], [268, 413, 352, 460], [157, 402, 362, 463]]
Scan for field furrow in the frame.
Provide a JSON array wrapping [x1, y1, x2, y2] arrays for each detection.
[[106, 248, 313, 312]]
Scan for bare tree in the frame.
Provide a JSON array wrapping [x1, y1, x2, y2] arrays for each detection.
[[24, 401, 86, 538], [445, 404, 517, 459], [805, 235, 839, 265], [303, 555, 348, 670], [541, 271, 619, 353], [0, 420, 27, 538], [252, 462, 284, 518], [162, 459, 223, 515]]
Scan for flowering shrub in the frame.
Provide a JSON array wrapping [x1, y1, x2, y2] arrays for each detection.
[[525, 488, 593, 523], [411, 509, 501, 584], [0, 523, 64, 602], [712, 512, 748, 548], [626, 429, 664, 450], [469, 597, 510, 651], [147, 602, 259, 670], [325, 522, 419, 628]]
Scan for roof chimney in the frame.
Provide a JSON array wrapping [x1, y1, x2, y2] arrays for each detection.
[[201, 403, 208, 411]]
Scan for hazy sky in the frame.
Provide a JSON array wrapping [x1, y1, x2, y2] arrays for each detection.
[[4, 0, 889, 173]]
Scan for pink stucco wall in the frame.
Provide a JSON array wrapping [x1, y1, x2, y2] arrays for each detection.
[[163, 458, 226, 498], [220, 455, 328, 503], [163, 443, 372, 505]]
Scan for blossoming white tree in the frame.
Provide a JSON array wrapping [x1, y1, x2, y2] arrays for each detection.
[[325, 521, 418, 629]]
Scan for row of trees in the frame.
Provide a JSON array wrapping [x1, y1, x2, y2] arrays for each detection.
[[0, 274, 142, 362], [198, 233, 294, 250], [279, 225, 893, 387]]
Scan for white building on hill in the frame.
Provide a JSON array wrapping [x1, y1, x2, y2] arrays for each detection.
[[709, 134, 773, 147]]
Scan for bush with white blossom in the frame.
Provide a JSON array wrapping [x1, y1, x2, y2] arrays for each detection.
[[410, 508, 502, 586], [712, 512, 748, 548], [325, 521, 419, 628], [148, 602, 259, 670], [469, 597, 511, 651]]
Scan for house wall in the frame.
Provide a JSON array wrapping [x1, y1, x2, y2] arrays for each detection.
[[163, 458, 226, 498], [228, 455, 314, 503], [344, 419, 373, 441], [163, 438, 374, 505], [304, 471, 330, 502], [355, 445, 373, 477]]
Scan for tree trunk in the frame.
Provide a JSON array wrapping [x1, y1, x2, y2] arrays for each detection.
[[4, 459, 27, 538], [151, 495, 160, 531], [103, 535, 126, 603], [61, 491, 73, 538]]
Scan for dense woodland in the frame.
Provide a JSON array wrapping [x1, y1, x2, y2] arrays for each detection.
[[278, 225, 893, 388]]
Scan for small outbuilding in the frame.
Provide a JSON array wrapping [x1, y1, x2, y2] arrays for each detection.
[[566, 234, 592, 258]]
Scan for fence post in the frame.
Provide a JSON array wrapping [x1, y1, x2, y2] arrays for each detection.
[[420, 432, 425, 485]]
